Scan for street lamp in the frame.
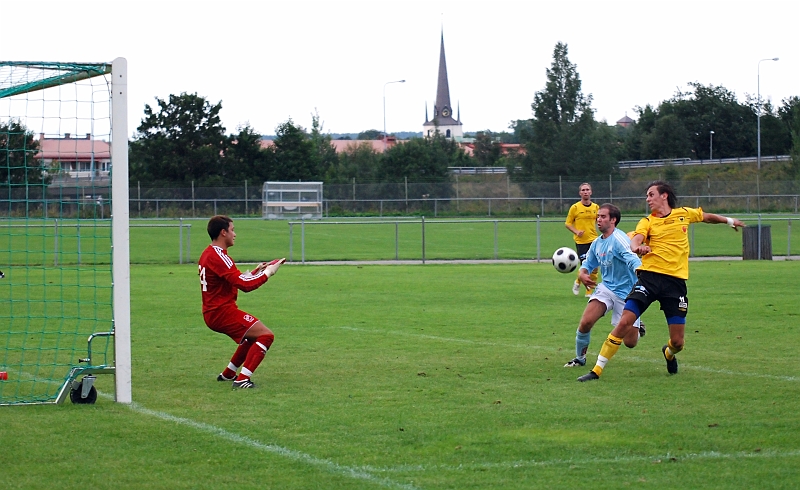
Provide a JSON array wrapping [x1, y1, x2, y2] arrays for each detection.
[[757, 57, 779, 170], [383, 79, 406, 151], [709, 131, 714, 160]]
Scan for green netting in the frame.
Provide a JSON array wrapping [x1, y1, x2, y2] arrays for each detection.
[[1, 61, 114, 404]]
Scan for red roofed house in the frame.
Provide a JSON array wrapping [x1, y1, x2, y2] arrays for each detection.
[[260, 136, 400, 153], [36, 133, 111, 181]]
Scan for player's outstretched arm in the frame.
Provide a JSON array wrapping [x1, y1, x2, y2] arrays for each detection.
[[703, 212, 745, 231]]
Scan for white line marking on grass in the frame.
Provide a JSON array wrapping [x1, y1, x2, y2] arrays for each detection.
[[355, 448, 800, 474], [335, 326, 799, 382], [97, 393, 418, 490]]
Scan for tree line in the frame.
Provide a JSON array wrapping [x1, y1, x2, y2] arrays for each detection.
[[3, 42, 798, 187]]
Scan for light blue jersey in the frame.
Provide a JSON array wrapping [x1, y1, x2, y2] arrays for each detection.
[[581, 228, 641, 300]]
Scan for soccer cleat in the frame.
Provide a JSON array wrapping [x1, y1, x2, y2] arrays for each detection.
[[217, 373, 235, 382], [577, 371, 600, 382], [662, 345, 678, 374], [564, 357, 586, 367], [233, 378, 256, 389], [572, 282, 580, 296], [638, 322, 646, 338]]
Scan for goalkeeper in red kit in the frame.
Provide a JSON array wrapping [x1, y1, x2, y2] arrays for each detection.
[[198, 215, 285, 389]]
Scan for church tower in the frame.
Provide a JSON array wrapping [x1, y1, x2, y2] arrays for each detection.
[[423, 30, 463, 139]]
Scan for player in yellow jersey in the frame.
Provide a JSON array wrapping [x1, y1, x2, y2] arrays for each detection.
[[565, 183, 600, 297], [578, 180, 745, 381]]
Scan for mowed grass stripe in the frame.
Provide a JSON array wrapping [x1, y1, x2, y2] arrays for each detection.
[[333, 326, 800, 383]]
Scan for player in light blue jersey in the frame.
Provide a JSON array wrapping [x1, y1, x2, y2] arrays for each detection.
[[564, 204, 645, 368]]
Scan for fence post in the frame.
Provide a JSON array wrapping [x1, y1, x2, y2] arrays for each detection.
[[788, 219, 792, 259], [187, 223, 191, 262], [421, 215, 425, 265], [301, 218, 305, 265], [179, 218, 183, 264], [192, 180, 195, 218], [77, 221, 81, 265], [53, 219, 58, 266], [289, 223, 293, 262], [245, 180, 248, 216], [494, 220, 498, 260], [456, 174, 460, 212], [536, 215, 541, 261], [395, 221, 399, 260]]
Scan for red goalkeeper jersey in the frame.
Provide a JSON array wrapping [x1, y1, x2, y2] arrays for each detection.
[[198, 245, 268, 316]]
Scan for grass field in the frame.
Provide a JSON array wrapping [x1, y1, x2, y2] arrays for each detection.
[[1, 260, 799, 489], [4, 214, 800, 265]]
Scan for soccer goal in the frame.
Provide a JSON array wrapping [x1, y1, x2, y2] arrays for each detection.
[[0, 59, 131, 405], [262, 181, 323, 219]]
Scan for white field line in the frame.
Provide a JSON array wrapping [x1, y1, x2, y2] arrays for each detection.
[[334, 326, 799, 382], [95, 392, 419, 490]]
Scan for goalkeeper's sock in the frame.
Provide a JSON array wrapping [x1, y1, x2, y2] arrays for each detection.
[[236, 333, 274, 381], [591, 334, 622, 376], [223, 340, 252, 378], [575, 329, 591, 359]]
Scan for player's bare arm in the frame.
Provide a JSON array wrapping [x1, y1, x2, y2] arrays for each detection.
[[702, 212, 745, 231], [629, 232, 650, 255], [578, 267, 597, 288]]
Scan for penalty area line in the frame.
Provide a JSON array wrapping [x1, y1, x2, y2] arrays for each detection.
[[98, 393, 418, 490]]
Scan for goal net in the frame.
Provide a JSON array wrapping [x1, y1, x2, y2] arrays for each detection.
[[0, 59, 130, 405]]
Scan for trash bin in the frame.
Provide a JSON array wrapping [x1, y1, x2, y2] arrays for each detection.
[[742, 225, 772, 260]]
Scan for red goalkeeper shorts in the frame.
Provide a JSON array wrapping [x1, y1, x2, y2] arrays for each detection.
[[203, 307, 260, 344]]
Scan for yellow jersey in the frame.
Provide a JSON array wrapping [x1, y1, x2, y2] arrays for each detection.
[[633, 207, 704, 280], [565, 201, 599, 245]]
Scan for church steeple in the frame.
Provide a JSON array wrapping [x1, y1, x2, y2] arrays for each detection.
[[423, 28, 463, 138], [434, 30, 455, 124]]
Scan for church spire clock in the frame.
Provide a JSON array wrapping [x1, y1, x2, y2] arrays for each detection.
[[422, 29, 463, 139]]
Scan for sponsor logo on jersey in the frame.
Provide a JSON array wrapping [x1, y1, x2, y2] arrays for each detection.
[[243, 314, 254, 323]]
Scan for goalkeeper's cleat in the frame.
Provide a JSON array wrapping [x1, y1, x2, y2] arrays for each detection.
[[572, 282, 580, 296], [217, 373, 235, 382], [233, 378, 256, 389], [662, 345, 678, 374], [564, 357, 586, 367], [638, 322, 646, 338], [577, 371, 600, 382]]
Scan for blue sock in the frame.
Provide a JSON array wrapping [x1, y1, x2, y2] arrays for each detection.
[[576, 330, 591, 359]]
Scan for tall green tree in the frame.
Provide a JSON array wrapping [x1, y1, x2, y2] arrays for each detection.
[[380, 133, 466, 183], [472, 131, 502, 166], [517, 42, 618, 180], [325, 141, 381, 184], [130, 92, 227, 184], [269, 119, 316, 181], [1, 119, 45, 184], [309, 111, 338, 180], [225, 124, 275, 183]]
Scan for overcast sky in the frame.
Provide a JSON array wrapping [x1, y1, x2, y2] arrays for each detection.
[[2, 0, 798, 137]]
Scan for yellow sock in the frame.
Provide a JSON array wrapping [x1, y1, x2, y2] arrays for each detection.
[[591, 334, 622, 376], [665, 339, 683, 360]]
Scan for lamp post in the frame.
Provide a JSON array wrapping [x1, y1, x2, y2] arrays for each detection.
[[709, 131, 714, 160], [383, 79, 405, 151], [757, 57, 779, 170]]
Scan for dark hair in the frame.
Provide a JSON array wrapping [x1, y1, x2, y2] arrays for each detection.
[[207, 215, 233, 240], [646, 180, 677, 208], [599, 203, 621, 225]]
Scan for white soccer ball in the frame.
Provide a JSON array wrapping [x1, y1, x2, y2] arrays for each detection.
[[552, 247, 580, 273]]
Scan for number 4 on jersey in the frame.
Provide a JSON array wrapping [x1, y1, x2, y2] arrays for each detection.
[[198, 265, 207, 291]]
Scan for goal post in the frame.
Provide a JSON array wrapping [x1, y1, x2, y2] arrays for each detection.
[[0, 58, 130, 405]]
